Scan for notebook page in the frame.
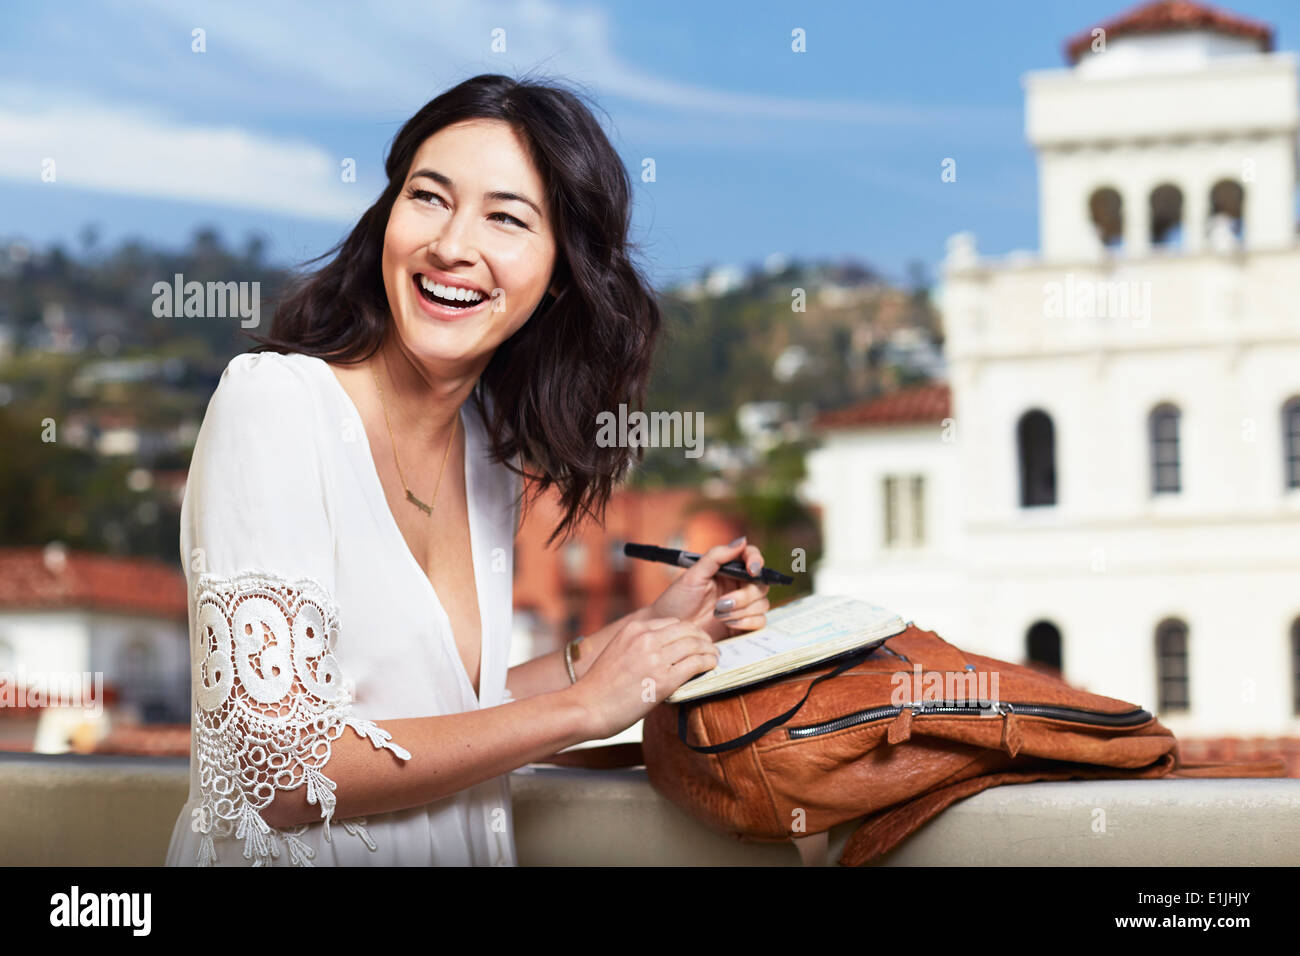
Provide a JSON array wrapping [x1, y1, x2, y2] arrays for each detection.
[[710, 594, 898, 676]]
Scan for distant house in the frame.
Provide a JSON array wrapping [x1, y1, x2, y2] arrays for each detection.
[[0, 544, 189, 754]]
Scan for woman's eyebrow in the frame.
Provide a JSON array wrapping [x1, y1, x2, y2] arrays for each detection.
[[408, 168, 542, 218]]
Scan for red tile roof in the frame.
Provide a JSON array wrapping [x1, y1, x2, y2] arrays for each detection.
[[0, 547, 187, 619], [1065, 0, 1273, 63], [812, 382, 951, 430]]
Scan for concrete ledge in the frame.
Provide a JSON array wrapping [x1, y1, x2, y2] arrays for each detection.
[[2, 752, 1297, 866]]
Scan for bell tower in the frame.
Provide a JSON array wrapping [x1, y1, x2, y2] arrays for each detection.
[[1023, 0, 1296, 260]]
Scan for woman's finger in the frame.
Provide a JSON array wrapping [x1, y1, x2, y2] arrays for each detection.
[[720, 598, 770, 625], [717, 611, 768, 630], [688, 538, 749, 582], [713, 584, 768, 616]]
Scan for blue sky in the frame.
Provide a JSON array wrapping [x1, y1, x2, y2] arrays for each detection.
[[4, 0, 1300, 290]]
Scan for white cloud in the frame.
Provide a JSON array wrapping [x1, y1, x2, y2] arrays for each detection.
[[0, 0, 1008, 217], [0, 89, 366, 221], [124, 0, 993, 127]]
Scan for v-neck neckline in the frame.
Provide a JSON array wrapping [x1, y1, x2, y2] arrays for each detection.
[[305, 352, 486, 708]]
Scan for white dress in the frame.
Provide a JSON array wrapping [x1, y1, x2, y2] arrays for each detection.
[[164, 350, 522, 866]]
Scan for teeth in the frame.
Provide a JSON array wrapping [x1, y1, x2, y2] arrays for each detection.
[[418, 275, 483, 303]]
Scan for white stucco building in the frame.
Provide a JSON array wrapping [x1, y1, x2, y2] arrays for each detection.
[[0, 544, 190, 752], [801, 1, 1300, 738]]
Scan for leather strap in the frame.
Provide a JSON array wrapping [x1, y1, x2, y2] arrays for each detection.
[[676, 647, 875, 754], [883, 626, 970, 671]]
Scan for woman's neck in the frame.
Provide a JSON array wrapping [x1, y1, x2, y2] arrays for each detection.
[[374, 336, 480, 452]]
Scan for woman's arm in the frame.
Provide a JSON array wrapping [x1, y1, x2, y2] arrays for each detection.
[[264, 610, 717, 830], [262, 685, 593, 829], [503, 604, 653, 702]]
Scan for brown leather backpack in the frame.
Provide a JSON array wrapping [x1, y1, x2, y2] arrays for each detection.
[[637, 622, 1288, 865]]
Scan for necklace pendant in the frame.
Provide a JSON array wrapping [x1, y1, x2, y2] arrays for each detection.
[[405, 488, 434, 516]]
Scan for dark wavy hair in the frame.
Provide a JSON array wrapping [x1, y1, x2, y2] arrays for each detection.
[[246, 72, 661, 546]]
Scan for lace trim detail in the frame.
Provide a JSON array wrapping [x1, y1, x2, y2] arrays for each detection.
[[189, 569, 411, 866]]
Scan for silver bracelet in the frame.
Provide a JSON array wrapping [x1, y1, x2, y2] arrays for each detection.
[[564, 635, 585, 684]]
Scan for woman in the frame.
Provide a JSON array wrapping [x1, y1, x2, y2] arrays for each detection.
[[164, 73, 771, 866]]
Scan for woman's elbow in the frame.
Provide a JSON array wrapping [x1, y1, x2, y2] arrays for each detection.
[[261, 789, 313, 830]]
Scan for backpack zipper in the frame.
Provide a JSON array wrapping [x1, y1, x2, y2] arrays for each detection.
[[785, 699, 1152, 739]]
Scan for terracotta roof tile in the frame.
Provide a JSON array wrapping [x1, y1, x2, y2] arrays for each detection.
[[1066, 0, 1273, 63], [812, 382, 951, 430], [0, 547, 187, 619]]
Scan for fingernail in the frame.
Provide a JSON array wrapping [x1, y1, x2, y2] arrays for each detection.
[[729, 536, 745, 546], [714, 597, 736, 614], [748, 561, 761, 575]]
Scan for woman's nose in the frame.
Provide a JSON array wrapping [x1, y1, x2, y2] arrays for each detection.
[[426, 212, 477, 262]]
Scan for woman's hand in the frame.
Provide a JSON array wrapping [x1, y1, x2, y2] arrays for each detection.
[[647, 536, 771, 642], [569, 615, 719, 739]]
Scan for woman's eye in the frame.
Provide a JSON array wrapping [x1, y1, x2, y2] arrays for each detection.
[[409, 188, 445, 207], [408, 189, 524, 228]]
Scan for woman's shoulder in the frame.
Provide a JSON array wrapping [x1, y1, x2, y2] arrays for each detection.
[[198, 351, 330, 444], [210, 351, 324, 422]]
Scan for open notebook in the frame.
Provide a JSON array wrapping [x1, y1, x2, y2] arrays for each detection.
[[665, 593, 910, 703]]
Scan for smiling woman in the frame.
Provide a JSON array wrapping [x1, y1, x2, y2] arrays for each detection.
[[163, 72, 771, 868]]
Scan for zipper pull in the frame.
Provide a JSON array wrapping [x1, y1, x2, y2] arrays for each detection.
[[997, 701, 1023, 758], [887, 703, 915, 745]]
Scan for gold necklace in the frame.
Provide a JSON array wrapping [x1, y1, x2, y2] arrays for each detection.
[[368, 352, 458, 517]]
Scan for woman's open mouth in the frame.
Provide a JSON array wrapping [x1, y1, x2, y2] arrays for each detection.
[[412, 273, 490, 321]]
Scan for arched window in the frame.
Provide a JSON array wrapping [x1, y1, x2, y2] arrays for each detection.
[[1026, 621, 1063, 674], [1088, 187, 1123, 249], [1017, 409, 1056, 507], [1149, 403, 1181, 494], [1292, 616, 1300, 715], [1155, 618, 1190, 713], [1149, 184, 1184, 248], [1208, 179, 1245, 240], [1283, 397, 1300, 490]]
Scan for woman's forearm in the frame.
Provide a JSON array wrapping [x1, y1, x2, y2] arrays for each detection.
[[263, 605, 654, 829], [504, 604, 652, 701], [263, 685, 593, 829]]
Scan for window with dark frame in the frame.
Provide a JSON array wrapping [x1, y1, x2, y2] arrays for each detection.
[[1150, 404, 1181, 494], [1026, 621, 1063, 674], [1292, 617, 1300, 716], [1017, 409, 1056, 507], [1155, 618, 1190, 713], [1284, 398, 1300, 490]]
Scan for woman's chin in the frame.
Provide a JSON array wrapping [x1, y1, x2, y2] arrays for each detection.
[[394, 320, 483, 365]]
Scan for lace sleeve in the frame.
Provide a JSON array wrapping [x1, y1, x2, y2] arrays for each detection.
[[189, 569, 411, 867]]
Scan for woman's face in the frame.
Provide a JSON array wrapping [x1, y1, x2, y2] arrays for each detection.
[[381, 118, 557, 378]]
